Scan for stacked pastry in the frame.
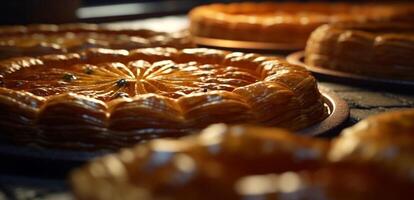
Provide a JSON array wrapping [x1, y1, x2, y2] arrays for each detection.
[[189, 2, 414, 48], [0, 24, 193, 59], [305, 22, 414, 80], [0, 47, 327, 150], [71, 109, 414, 200]]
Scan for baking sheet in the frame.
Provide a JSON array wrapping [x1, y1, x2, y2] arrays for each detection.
[[287, 51, 414, 89], [193, 36, 304, 53]]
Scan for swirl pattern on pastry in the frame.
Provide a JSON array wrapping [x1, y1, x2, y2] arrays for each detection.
[[305, 23, 414, 80], [71, 109, 414, 200], [0, 48, 327, 150], [189, 2, 414, 48], [0, 23, 193, 59]]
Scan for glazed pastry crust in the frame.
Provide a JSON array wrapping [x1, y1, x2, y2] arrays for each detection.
[[0, 23, 193, 59], [189, 2, 414, 48], [71, 109, 414, 200], [305, 23, 414, 80], [0, 47, 327, 150]]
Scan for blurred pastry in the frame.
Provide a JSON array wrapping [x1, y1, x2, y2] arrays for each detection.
[[0, 23, 193, 59], [0, 47, 327, 149], [189, 2, 414, 49], [71, 109, 414, 199], [305, 23, 414, 80], [330, 109, 414, 181], [71, 124, 330, 200], [232, 166, 412, 200]]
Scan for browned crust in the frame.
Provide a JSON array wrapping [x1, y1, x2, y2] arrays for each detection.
[[189, 2, 414, 47], [0, 47, 327, 150]]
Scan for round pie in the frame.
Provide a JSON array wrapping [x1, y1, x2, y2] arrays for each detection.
[[189, 2, 414, 49], [305, 22, 414, 80], [0, 47, 327, 150], [71, 108, 414, 199], [0, 23, 193, 59]]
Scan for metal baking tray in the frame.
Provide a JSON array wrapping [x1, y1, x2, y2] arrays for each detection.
[[193, 36, 304, 53], [287, 51, 414, 89]]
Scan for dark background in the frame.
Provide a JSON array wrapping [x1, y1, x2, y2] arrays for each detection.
[[0, 0, 408, 25]]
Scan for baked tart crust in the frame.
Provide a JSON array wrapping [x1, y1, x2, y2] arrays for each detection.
[[189, 2, 414, 48], [0, 47, 327, 150]]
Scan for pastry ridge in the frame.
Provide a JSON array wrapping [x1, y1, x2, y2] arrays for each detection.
[[0, 47, 327, 149]]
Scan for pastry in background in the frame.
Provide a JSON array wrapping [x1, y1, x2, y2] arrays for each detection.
[[189, 2, 414, 49], [305, 22, 414, 80], [71, 109, 414, 200], [0, 47, 327, 150], [0, 24, 193, 59]]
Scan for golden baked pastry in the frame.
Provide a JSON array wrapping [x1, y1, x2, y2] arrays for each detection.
[[305, 23, 414, 80], [71, 108, 414, 200], [0, 23, 193, 59], [189, 2, 414, 48], [0, 47, 327, 149]]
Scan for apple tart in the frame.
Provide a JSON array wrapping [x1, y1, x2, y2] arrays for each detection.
[[71, 109, 414, 200], [189, 2, 414, 49], [0, 23, 193, 59], [305, 23, 414, 80], [0, 47, 327, 150]]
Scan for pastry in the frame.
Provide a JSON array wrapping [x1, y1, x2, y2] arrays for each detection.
[[189, 2, 414, 49], [0, 23, 193, 59], [71, 124, 331, 200], [0, 47, 327, 149], [71, 109, 414, 199], [305, 23, 414, 80], [330, 109, 414, 181]]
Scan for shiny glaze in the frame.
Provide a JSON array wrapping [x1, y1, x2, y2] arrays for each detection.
[[4, 55, 258, 101], [0, 48, 327, 149], [71, 111, 414, 200]]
